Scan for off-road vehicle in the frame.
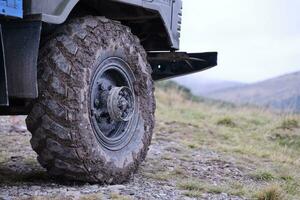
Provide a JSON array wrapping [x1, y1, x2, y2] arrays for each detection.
[[0, 0, 217, 183]]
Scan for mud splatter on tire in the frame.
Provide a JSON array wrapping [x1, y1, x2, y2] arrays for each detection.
[[26, 16, 155, 183]]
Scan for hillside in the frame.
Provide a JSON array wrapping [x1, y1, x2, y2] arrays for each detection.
[[1, 82, 300, 199], [174, 74, 245, 96], [207, 71, 300, 113]]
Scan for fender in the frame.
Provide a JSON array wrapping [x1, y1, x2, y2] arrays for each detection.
[[23, 0, 181, 50], [24, 0, 79, 24]]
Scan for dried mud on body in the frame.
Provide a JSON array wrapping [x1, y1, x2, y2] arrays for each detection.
[[1, 86, 300, 199]]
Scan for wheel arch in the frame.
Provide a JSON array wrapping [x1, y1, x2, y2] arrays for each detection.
[[24, 0, 79, 25], [25, 0, 178, 51]]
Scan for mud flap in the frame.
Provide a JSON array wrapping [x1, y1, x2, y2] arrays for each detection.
[[0, 25, 8, 106], [1, 21, 41, 99], [148, 52, 218, 81]]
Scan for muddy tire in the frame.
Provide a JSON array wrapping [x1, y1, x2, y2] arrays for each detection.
[[26, 16, 155, 183]]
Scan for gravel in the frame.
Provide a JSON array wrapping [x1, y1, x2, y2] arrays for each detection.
[[0, 117, 247, 200]]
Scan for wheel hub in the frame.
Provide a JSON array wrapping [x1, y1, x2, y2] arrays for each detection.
[[107, 86, 135, 122], [89, 57, 138, 150]]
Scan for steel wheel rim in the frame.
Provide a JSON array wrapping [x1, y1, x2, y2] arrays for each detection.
[[89, 57, 138, 151]]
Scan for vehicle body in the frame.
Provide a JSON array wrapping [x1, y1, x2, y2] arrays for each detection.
[[0, 0, 217, 183]]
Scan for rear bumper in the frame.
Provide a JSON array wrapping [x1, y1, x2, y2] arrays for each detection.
[[148, 52, 218, 81]]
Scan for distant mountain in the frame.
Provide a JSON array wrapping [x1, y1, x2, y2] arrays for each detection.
[[207, 71, 300, 113], [174, 74, 245, 96]]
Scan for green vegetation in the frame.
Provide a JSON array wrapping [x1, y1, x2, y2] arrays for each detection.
[[177, 179, 222, 198], [249, 170, 275, 181], [273, 132, 300, 151], [1, 81, 299, 199], [156, 80, 202, 102], [217, 117, 237, 127], [178, 179, 206, 191], [279, 119, 299, 130], [182, 190, 203, 198], [154, 81, 300, 199], [177, 179, 253, 198]]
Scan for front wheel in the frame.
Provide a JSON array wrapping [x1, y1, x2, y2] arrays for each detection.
[[26, 16, 155, 183]]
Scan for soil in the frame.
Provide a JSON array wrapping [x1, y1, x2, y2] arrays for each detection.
[[0, 117, 247, 200]]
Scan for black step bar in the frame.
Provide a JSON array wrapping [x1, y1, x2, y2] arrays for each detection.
[[148, 52, 218, 81]]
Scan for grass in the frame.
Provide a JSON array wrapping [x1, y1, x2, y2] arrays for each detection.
[[182, 141, 200, 149], [217, 117, 237, 127], [178, 179, 206, 191], [256, 185, 284, 200], [143, 165, 188, 181], [177, 179, 254, 198], [161, 153, 173, 160], [80, 193, 102, 200], [182, 190, 203, 198], [143, 171, 171, 181], [250, 170, 275, 181], [155, 81, 300, 199], [1, 82, 299, 199], [279, 119, 299, 130], [0, 152, 9, 164], [271, 126, 300, 151], [110, 193, 132, 200]]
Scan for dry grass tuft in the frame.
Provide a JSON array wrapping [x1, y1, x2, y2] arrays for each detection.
[[250, 171, 275, 181], [183, 190, 203, 198], [256, 185, 284, 200], [271, 131, 300, 151], [79, 193, 102, 200], [178, 179, 205, 191], [279, 119, 299, 130], [217, 117, 236, 127], [110, 193, 132, 200]]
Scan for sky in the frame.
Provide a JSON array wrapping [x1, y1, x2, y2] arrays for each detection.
[[180, 0, 300, 83]]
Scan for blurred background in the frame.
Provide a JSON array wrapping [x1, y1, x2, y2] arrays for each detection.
[[172, 0, 300, 113], [152, 3, 300, 197]]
